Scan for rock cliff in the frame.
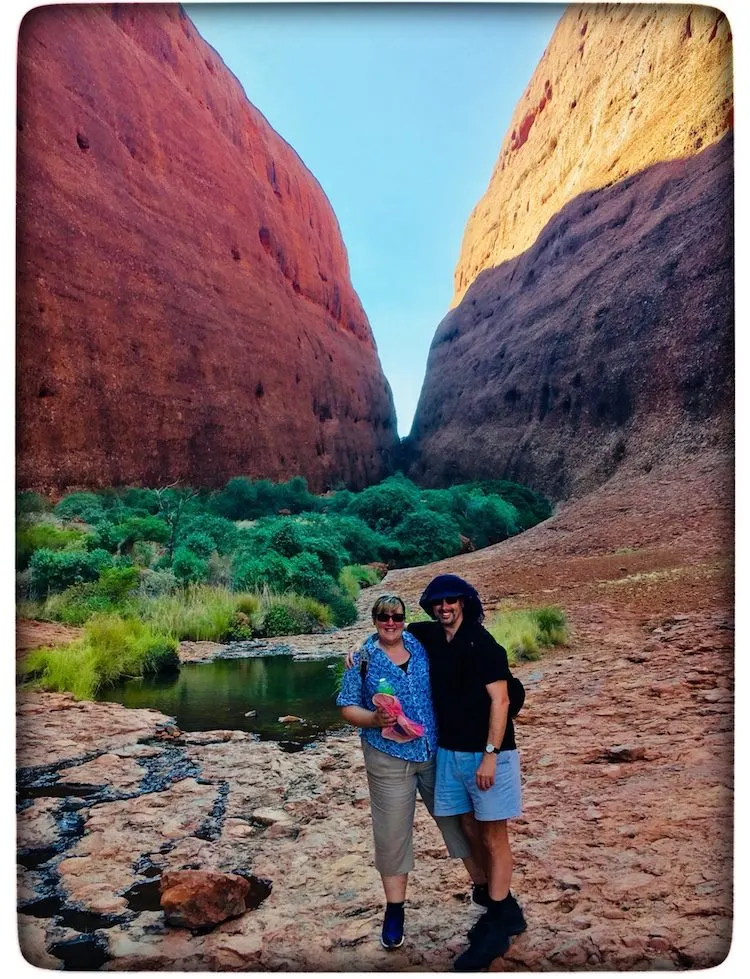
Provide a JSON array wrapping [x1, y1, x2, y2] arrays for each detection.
[[452, 4, 733, 305], [17, 5, 398, 494], [409, 5, 733, 501]]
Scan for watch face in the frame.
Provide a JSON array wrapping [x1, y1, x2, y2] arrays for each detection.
[[485, 744, 494, 753]]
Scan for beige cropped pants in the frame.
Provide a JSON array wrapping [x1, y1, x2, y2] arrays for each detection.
[[362, 739, 471, 877]]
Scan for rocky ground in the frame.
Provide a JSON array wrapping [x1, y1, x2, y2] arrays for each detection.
[[16, 451, 733, 970]]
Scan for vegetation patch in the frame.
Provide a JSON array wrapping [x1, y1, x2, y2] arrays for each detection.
[[17, 474, 552, 657], [487, 605, 569, 664], [17, 615, 179, 700]]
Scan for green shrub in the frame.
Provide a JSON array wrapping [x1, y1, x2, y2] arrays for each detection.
[[29, 547, 113, 597], [131, 540, 160, 568], [138, 568, 179, 598], [180, 531, 216, 560], [44, 586, 119, 625], [534, 605, 569, 645], [260, 594, 332, 637], [16, 569, 32, 602], [269, 519, 304, 557], [177, 513, 238, 554], [339, 563, 381, 600], [461, 494, 519, 548], [119, 487, 160, 514], [119, 516, 171, 547], [18, 615, 179, 700], [211, 475, 317, 521], [286, 552, 337, 603], [54, 492, 108, 524], [171, 546, 209, 584], [465, 480, 552, 531], [16, 523, 89, 570], [487, 606, 568, 664], [226, 592, 264, 639], [326, 592, 358, 627], [301, 535, 347, 578], [393, 509, 461, 566], [231, 551, 289, 592], [41, 567, 140, 625], [345, 475, 421, 533]]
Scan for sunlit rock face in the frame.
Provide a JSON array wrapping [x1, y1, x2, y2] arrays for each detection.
[[409, 5, 732, 501], [452, 4, 732, 306], [17, 5, 398, 493]]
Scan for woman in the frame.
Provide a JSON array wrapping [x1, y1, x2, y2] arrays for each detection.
[[336, 593, 482, 950]]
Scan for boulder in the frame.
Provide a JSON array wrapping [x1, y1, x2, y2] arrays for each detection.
[[160, 869, 250, 930]]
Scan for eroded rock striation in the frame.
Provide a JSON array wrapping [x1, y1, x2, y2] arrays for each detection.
[[410, 5, 733, 500], [17, 5, 397, 494]]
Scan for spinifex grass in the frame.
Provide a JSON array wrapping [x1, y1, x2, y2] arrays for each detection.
[[17, 615, 179, 700], [487, 605, 568, 664], [136, 585, 240, 641]]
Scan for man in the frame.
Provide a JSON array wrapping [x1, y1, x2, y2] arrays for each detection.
[[408, 573, 526, 971]]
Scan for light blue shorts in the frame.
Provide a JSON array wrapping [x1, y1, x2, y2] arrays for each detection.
[[434, 747, 522, 821]]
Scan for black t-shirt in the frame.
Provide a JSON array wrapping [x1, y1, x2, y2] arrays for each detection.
[[408, 619, 516, 752]]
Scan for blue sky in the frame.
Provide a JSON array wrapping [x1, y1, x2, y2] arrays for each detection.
[[187, 2, 565, 435]]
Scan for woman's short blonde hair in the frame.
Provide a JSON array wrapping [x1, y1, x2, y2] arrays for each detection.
[[371, 593, 406, 620]]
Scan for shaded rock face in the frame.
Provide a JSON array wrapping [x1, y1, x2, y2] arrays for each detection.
[[17, 5, 398, 494], [409, 130, 733, 501], [452, 4, 733, 305]]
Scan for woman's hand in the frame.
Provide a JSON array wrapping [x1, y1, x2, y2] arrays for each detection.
[[370, 707, 394, 728]]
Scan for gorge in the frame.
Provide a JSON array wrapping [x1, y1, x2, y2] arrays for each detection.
[[16, 3, 733, 972]]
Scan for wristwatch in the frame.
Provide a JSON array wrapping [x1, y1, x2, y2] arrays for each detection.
[[485, 743, 500, 754]]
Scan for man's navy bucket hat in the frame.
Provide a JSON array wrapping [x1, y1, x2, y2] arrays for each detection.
[[419, 573, 484, 623]]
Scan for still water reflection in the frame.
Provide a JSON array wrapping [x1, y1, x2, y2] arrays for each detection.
[[97, 656, 345, 745]]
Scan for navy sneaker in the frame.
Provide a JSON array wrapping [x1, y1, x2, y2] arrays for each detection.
[[471, 883, 490, 908], [380, 903, 405, 949], [454, 916, 510, 971], [468, 892, 526, 940]]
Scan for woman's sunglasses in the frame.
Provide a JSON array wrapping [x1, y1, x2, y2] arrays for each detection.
[[375, 612, 405, 623]]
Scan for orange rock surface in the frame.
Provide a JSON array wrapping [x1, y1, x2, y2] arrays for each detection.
[[16, 5, 397, 493], [453, 4, 732, 305]]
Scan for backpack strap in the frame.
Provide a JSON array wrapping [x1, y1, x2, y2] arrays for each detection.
[[359, 646, 370, 684]]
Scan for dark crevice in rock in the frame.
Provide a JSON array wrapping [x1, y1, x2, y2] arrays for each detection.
[[50, 933, 110, 971], [136, 741, 201, 794], [195, 780, 229, 841]]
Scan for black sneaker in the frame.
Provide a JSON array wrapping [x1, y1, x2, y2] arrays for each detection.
[[380, 904, 404, 949], [470, 883, 490, 908], [468, 893, 526, 941], [454, 916, 510, 971]]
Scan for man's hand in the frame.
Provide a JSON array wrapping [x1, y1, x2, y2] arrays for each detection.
[[476, 753, 497, 791], [344, 648, 360, 670]]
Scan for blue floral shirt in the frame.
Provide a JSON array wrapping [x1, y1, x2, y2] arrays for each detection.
[[336, 630, 438, 762]]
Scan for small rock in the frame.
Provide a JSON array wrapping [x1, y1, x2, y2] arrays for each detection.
[[278, 715, 304, 724], [252, 807, 293, 826], [244, 710, 257, 717]]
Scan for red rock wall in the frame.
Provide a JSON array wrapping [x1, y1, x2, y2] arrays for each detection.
[[453, 4, 733, 306], [17, 4, 398, 493], [409, 4, 733, 502], [408, 134, 733, 501]]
